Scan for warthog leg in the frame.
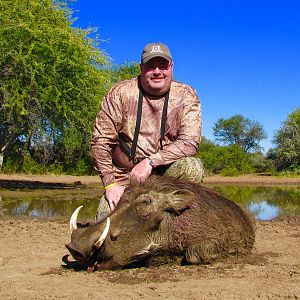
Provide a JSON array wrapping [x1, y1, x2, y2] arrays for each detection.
[[185, 238, 223, 264]]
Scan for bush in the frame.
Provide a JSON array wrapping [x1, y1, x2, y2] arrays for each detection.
[[22, 155, 47, 174], [72, 158, 90, 176], [196, 138, 254, 175], [249, 153, 276, 173], [2, 157, 21, 174], [220, 166, 239, 177]]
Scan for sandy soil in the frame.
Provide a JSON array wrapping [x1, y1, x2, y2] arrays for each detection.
[[1, 173, 300, 186], [0, 174, 299, 299]]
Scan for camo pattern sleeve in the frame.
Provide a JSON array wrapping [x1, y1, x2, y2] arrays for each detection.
[[91, 82, 126, 187], [91, 77, 202, 186]]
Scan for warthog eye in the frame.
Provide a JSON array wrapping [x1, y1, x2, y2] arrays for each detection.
[[110, 228, 121, 241], [110, 233, 119, 241]]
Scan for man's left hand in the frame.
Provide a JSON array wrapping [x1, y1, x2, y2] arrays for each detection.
[[130, 158, 153, 183]]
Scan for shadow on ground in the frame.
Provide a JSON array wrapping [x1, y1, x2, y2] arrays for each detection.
[[0, 179, 83, 190]]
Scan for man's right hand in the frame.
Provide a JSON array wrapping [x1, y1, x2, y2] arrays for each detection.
[[105, 184, 126, 211]]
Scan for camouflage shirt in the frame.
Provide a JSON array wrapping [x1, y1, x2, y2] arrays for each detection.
[[91, 76, 202, 186]]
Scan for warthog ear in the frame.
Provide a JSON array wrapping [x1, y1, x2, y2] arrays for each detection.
[[144, 214, 164, 231], [169, 189, 195, 198], [161, 189, 194, 215], [143, 190, 194, 231]]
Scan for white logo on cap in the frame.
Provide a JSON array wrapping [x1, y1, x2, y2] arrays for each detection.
[[150, 45, 163, 54]]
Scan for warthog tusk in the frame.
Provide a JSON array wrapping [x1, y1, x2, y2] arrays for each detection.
[[94, 217, 110, 249], [69, 205, 83, 234]]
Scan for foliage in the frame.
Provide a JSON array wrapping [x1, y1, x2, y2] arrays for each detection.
[[111, 61, 140, 83], [22, 154, 47, 174], [248, 153, 276, 174], [0, 0, 112, 172], [196, 137, 254, 176], [271, 108, 300, 171], [213, 114, 267, 153], [1, 157, 19, 174]]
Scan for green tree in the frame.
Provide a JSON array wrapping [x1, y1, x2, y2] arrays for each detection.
[[271, 108, 300, 171], [0, 0, 111, 170], [111, 61, 140, 83], [196, 137, 253, 175], [248, 152, 275, 173], [213, 114, 267, 153]]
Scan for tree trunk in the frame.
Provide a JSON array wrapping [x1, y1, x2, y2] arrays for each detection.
[[0, 153, 3, 169], [0, 145, 6, 169], [1, 132, 18, 169]]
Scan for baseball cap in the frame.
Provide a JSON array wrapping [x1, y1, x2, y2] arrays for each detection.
[[141, 42, 172, 64]]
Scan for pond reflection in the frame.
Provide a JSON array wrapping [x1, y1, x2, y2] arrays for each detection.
[[248, 201, 280, 220], [0, 184, 299, 220], [207, 185, 300, 220], [0, 187, 101, 220]]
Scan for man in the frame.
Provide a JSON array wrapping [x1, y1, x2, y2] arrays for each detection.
[[91, 42, 203, 218]]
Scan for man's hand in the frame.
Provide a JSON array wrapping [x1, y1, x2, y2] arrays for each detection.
[[130, 158, 153, 183], [105, 184, 126, 211]]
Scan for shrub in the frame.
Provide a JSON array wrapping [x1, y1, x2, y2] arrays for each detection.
[[196, 138, 254, 175]]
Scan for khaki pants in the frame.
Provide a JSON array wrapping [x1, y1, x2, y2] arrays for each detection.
[[96, 157, 204, 221]]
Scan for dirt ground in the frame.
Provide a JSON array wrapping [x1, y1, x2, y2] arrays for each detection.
[[0, 173, 300, 186], [0, 174, 299, 299]]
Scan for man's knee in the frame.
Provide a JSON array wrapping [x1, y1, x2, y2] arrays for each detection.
[[96, 194, 111, 221], [164, 157, 204, 184]]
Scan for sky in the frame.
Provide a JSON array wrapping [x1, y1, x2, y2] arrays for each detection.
[[70, 0, 300, 152]]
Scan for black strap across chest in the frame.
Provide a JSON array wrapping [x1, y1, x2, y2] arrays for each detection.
[[120, 89, 169, 164]]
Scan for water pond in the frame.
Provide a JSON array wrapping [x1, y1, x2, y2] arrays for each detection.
[[0, 183, 299, 220], [207, 184, 300, 220]]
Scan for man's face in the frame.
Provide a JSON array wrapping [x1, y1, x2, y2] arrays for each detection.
[[140, 57, 173, 96]]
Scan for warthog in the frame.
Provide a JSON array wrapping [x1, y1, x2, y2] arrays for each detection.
[[66, 176, 255, 271]]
